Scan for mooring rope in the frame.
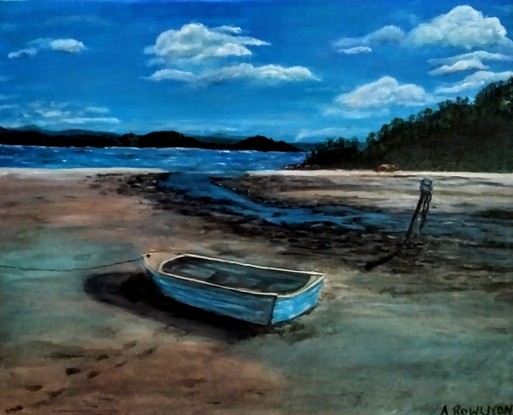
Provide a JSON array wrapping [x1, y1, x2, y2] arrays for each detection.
[[0, 257, 142, 272]]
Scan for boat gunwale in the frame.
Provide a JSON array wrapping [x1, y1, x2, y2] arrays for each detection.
[[142, 252, 324, 298]]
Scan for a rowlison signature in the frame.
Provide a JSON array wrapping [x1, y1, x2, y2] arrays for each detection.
[[441, 404, 513, 415]]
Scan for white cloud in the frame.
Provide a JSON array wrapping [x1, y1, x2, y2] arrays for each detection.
[[334, 25, 405, 52], [335, 76, 433, 109], [339, 46, 372, 55], [36, 109, 68, 118], [333, 6, 512, 56], [145, 22, 317, 85], [62, 117, 119, 125], [202, 63, 318, 83], [147, 68, 196, 82], [429, 58, 489, 75], [85, 106, 110, 115], [49, 38, 86, 53], [406, 5, 511, 49], [148, 63, 317, 84], [366, 25, 406, 44], [429, 51, 513, 66], [8, 37, 86, 59], [322, 106, 391, 120], [435, 70, 513, 94], [215, 25, 243, 35], [8, 48, 37, 59], [145, 23, 269, 64], [0, 101, 120, 129]]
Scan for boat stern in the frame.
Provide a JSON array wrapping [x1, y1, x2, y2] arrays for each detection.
[[270, 275, 324, 324]]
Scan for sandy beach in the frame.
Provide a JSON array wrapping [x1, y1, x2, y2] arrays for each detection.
[[1, 168, 513, 415]]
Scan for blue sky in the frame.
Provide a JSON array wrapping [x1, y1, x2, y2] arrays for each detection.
[[1, 0, 512, 142]]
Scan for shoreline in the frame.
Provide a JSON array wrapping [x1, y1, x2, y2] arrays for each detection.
[[253, 168, 513, 178], [3, 165, 513, 176], [0, 167, 164, 179]]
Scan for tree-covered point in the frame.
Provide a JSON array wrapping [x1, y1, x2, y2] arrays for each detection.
[[303, 76, 513, 172]]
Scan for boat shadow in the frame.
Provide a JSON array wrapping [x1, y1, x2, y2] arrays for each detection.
[[84, 271, 285, 342]]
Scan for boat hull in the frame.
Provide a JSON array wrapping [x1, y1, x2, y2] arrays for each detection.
[[147, 267, 277, 325], [271, 278, 324, 324], [143, 253, 324, 325]]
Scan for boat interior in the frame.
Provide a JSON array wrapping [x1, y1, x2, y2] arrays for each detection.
[[161, 256, 314, 294]]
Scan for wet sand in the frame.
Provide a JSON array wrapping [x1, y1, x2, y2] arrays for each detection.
[[1, 168, 513, 414]]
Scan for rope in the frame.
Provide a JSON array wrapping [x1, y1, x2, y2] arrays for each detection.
[[0, 257, 142, 272]]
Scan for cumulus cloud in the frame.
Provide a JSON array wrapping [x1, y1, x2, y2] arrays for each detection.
[[201, 63, 318, 83], [61, 117, 119, 125], [334, 6, 512, 55], [435, 70, 513, 94], [429, 58, 489, 75], [147, 68, 196, 82], [8, 37, 86, 58], [429, 51, 513, 66], [84, 106, 110, 115], [322, 106, 391, 120], [145, 22, 317, 85], [145, 23, 268, 64], [49, 38, 86, 53], [405, 5, 511, 49], [366, 25, 406, 44], [35, 109, 68, 118], [334, 25, 405, 52], [339, 46, 372, 55], [147, 63, 317, 84], [427, 49, 513, 79], [335, 76, 433, 109], [8, 48, 37, 59], [1, 101, 119, 129]]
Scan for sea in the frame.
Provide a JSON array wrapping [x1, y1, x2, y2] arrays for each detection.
[[0, 144, 304, 173]]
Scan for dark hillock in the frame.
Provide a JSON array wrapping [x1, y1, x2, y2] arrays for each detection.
[[232, 135, 302, 152], [303, 76, 513, 172], [0, 128, 302, 152], [133, 131, 209, 148]]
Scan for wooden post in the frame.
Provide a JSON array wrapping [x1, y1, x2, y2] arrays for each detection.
[[364, 178, 434, 271], [403, 178, 433, 246]]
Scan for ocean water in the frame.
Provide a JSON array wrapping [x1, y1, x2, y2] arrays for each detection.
[[0, 144, 304, 173]]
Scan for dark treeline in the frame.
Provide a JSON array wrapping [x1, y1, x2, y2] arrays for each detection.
[[304, 76, 513, 172], [0, 128, 302, 153]]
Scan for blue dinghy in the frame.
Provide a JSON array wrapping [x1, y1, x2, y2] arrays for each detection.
[[142, 252, 324, 325]]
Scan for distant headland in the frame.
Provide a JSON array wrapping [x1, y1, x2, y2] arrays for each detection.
[[301, 77, 513, 173], [0, 127, 303, 153]]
